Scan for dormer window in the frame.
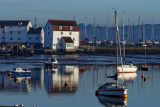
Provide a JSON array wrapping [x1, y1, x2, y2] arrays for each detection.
[[18, 22, 22, 25], [70, 26, 73, 30], [59, 26, 62, 30]]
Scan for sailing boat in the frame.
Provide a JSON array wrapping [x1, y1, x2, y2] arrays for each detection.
[[96, 11, 128, 98], [117, 12, 137, 73]]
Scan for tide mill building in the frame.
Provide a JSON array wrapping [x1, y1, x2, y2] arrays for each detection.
[[0, 20, 44, 49], [44, 20, 80, 51]]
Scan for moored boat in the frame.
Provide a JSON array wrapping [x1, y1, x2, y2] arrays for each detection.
[[11, 67, 31, 77], [117, 62, 137, 73], [96, 81, 128, 97], [45, 58, 59, 68]]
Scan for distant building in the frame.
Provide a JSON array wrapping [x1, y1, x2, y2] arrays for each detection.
[[0, 20, 44, 49], [27, 27, 44, 49], [44, 20, 79, 51]]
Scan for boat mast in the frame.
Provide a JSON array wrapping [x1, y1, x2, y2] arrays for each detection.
[[93, 18, 96, 46], [138, 15, 141, 41], [151, 20, 154, 42], [132, 24, 135, 43], [128, 19, 130, 43], [84, 16, 87, 42], [122, 12, 125, 60], [115, 11, 118, 67]]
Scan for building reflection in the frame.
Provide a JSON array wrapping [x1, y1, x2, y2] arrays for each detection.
[[0, 72, 31, 93], [97, 95, 127, 106], [44, 65, 79, 95]]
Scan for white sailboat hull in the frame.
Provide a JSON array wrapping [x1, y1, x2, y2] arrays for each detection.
[[97, 86, 128, 97], [117, 65, 137, 73]]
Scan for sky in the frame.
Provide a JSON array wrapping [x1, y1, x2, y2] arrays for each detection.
[[0, 0, 160, 26]]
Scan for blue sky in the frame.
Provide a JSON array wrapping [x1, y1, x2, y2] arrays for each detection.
[[0, 0, 160, 26]]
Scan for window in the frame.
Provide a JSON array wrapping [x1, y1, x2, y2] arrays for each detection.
[[69, 32, 72, 35], [36, 37, 38, 40], [2, 31, 5, 33], [70, 26, 73, 30], [2, 37, 5, 39], [67, 43, 73, 47], [61, 32, 63, 35], [73, 38, 75, 41], [54, 44, 55, 46], [57, 38, 59, 41], [60, 44, 62, 46], [48, 32, 49, 35], [59, 26, 62, 30], [18, 38, 21, 40], [18, 31, 21, 34], [10, 31, 12, 34], [48, 26, 49, 29], [29, 37, 32, 40], [18, 22, 22, 25], [10, 38, 13, 40]]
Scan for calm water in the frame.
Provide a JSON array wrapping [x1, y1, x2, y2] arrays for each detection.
[[0, 55, 160, 107]]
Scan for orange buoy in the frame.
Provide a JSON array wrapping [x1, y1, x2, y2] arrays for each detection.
[[123, 94, 127, 98]]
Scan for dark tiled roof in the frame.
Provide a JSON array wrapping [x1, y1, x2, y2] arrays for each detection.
[[0, 20, 30, 26], [27, 27, 43, 34], [49, 20, 78, 26], [49, 20, 79, 31], [62, 37, 74, 43], [79, 40, 87, 46]]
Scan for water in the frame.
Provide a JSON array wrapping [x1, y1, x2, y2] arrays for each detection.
[[0, 55, 159, 107]]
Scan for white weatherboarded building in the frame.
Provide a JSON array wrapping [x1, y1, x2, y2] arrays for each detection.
[[0, 20, 44, 49], [44, 20, 79, 51], [0, 20, 32, 43], [27, 27, 44, 48]]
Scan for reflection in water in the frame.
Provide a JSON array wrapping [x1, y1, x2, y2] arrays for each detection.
[[0, 72, 31, 93], [97, 95, 127, 106], [44, 65, 79, 94], [118, 73, 137, 81], [0, 64, 159, 107]]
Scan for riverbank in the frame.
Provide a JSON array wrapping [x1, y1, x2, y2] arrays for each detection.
[[35, 46, 160, 55]]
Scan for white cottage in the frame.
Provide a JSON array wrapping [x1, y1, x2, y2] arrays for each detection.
[[44, 20, 79, 51]]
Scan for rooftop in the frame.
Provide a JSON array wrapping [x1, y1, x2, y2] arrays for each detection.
[[62, 37, 74, 43], [48, 20, 79, 31], [49, 20, 78, 26], [0, 20, 30, 26], [27, 27, 43, 34]]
